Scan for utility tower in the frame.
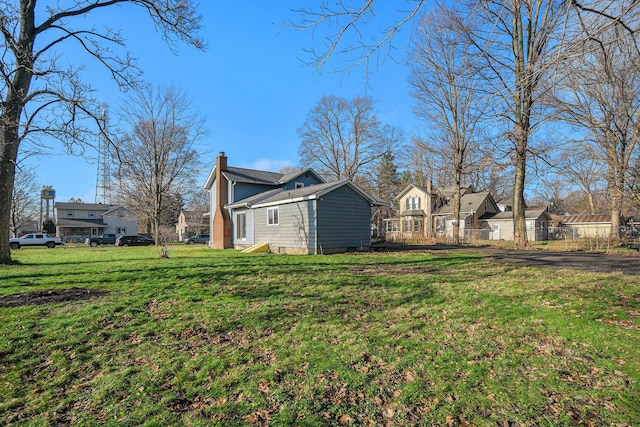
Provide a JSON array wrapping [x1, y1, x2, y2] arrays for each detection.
[[95, 104, 112, 204]]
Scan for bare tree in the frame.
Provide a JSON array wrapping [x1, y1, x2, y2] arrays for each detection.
[[298, 95, 400, 181], [553, 8, 640, 234], [113, 85, 206, 244], [462, 0, 570, 247], [0, 0, 203, 264], [409, 8, 488, 243], [555, 141, 606, 215], [293, 1, 640, 248], [402, 138, 437, 189], [10, 164, 39, 238]]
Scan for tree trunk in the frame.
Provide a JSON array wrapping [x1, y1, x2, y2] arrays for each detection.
[[587, 191, 596, 215], [610, 178, 624, 238], [0, 131, 19, 264], [513, 134, 528, 248], [0, 0, 36, 264], [452, 169, 462, 244]]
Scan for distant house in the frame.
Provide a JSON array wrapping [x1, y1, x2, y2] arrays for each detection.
[[483, 207, 551, 241], [203, 152, 387, 254], [433, 192, 500, 240], [383, 183, 433, 240], [175, 209, 209, 242], [494, 195, 513, 213], [556, 214, 617, 238], [54, 202, 137, 242]]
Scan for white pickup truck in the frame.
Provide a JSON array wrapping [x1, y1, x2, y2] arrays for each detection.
[[9, 233, 64, 249]]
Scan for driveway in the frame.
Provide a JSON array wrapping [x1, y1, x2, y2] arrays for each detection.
[[379, 244, 640, 276]]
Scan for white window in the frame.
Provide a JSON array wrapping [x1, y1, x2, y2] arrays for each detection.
[[88, 211, 95, 217], [66, 210, 74, 217], [295, 182, 304, 189], [236, 213, 247, 240], [116, 227, 126, 234], [405, 197, 421, 210], [267, 207, 279, 226]]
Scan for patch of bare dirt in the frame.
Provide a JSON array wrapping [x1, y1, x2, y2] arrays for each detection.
[[351, 265, 436, 276], [0, 287, 109, 308]]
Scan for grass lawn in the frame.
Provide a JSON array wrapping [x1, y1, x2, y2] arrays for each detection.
[[0, 245, 638, 426]]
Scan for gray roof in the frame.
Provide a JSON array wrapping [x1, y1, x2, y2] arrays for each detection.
[[487, 208, 550, 221], [435, 192, 491, 215], [437, 185, 473, 199], [222, 167, 284, 185], [54, 202, 117, 211], [215, 166, 324, 186], [57, 218, 106, 228], [227, 180, 388, 209]]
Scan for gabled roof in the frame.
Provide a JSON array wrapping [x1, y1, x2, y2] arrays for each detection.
[[222, 167, 284, 185], [437, 185, 473, 199], [226, 180, 389, 209], [434, 192, 492, 215], [102, 206, 136, 217], [394, 183, 432, 200], [203, 165, 324, 189], [486, 208, 551, 221]]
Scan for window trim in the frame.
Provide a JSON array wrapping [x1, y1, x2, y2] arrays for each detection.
[[267, 207, 279, 226], [236, 213, 247, 240]]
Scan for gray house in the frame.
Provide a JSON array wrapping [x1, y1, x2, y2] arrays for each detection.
[[54, 202, 138, 242], [203, 152, 386, 254]]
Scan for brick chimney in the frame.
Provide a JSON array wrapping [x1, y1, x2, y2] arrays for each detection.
[[212, 152, 232, 249]]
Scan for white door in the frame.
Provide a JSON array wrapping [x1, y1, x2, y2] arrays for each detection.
[[492, 224, 500, 240]]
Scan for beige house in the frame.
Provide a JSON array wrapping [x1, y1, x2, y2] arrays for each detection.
[[484, 208, 551, 241], [175, 209, 209, 242], [556, 214, 616, 238], [383, 183, 435, 240]]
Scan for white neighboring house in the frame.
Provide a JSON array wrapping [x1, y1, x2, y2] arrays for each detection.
[[54, 202, 138, 242]]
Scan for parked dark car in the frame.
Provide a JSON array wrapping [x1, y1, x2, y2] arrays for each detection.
[[185, 234, 209, 244], [85, 234, 117, 247], [115, 235, 155, 246]]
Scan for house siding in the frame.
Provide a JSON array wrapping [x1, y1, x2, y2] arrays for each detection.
[[254, 200, 317, 253], [233, 209, 254, 247], [281, 174, 323, 190], [104, 209, 138, 235], [233, 182, 277, 202], [317, 185, 371, 251]]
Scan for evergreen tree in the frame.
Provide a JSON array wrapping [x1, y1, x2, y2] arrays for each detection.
[[373, 150, 401, 237]]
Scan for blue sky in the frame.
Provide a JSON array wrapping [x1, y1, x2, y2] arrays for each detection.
[[25, 2, 423, 203]]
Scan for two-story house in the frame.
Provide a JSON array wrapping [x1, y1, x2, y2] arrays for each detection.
[[203, 152, 388, 254], [54, 202, 137, 242], [175, 209, 209, 242], [383, 183, 435, 240]]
